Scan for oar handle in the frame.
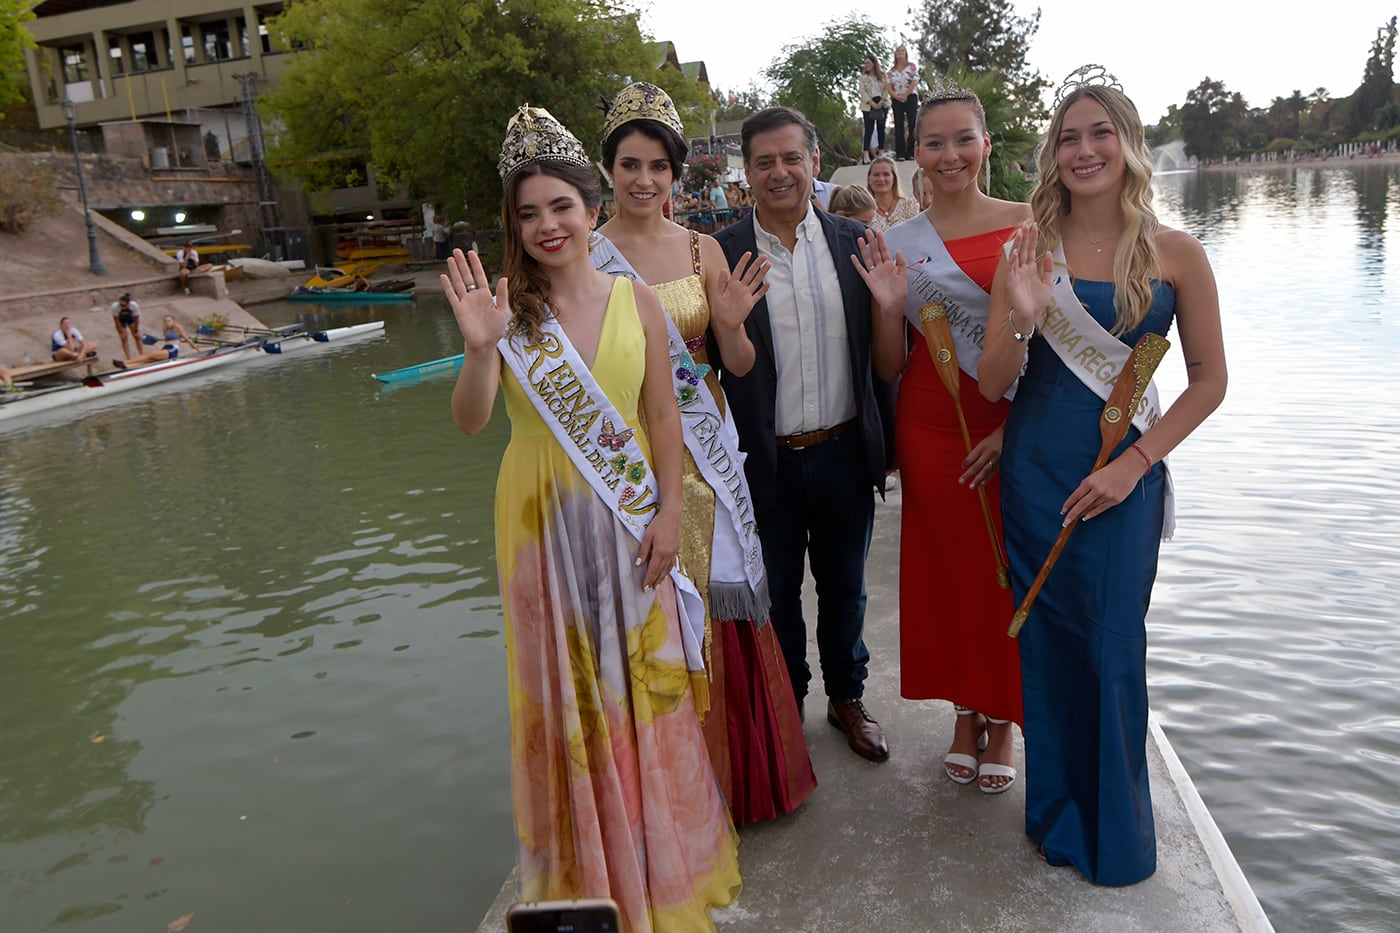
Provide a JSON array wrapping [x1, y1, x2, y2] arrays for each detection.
[[1008, 332, 1171, 637], [921, 301, 1011, 589]]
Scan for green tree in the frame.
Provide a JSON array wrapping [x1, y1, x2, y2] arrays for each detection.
[[1348, 16, 1398, 135], [907, 0, 1047, 121], [0, 0, 37, 120], [713, 84, 768, 124], [763, 16, 888, 173], [1180, 77, 1248, 160], [261, 0, 711, 228]]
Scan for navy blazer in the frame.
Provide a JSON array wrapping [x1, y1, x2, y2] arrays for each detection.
[[711, 209, 887, 516]]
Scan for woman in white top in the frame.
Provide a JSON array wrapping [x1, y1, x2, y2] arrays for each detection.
[[859, 54, 890, 162]]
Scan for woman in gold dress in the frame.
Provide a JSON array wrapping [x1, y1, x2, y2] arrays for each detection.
[[592, 82, 818, 824]]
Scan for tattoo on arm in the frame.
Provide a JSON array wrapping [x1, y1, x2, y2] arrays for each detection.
[[1186, 360, 1203, 368]]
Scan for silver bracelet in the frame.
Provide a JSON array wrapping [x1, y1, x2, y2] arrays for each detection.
[[1010, 308, 1035, 343]]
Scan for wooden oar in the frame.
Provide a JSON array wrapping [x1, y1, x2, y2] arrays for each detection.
[[1008, 331, 1171, 637], [920, 302, 1011, 589]]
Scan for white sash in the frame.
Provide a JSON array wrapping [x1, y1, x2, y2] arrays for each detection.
[[496, 308, 709, 671], [1029, 243, 1175, 538], [588, 233, 769, 623], [884, 214, 1015, 400]]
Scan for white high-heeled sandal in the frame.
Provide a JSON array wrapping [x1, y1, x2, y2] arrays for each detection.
[[943, 706, 987, 784], [977, 716, 1018, 795]]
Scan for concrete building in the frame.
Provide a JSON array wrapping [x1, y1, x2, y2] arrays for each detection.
[[21, 0, 411, 262]]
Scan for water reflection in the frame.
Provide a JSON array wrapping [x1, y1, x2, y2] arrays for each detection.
[[1150, 164, 1400, 932]]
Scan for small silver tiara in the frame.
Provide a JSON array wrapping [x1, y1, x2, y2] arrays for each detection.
[[1053, 64, 1124, 108], [925, 74, 976, 103], [497, 105, 591, 186]]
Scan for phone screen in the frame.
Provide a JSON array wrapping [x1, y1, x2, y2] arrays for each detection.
[[505, 899, 622, 933]]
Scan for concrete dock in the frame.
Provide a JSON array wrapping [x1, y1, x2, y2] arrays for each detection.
[[477, 486, 1273, 932]]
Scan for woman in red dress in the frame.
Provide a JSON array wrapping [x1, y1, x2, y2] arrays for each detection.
[[883, 83, 1028, 794]]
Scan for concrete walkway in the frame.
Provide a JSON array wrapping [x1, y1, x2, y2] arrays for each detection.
[[477, 487, 1273, 932]]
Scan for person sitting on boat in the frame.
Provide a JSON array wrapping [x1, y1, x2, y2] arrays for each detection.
[[112, 316, 201, 370], [110, 293, 141, 357], [351, 275, 372, 292], [175, 242, 200, 294], [51, 318, 97, 361]]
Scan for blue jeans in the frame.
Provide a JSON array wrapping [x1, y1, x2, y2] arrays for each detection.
[[758, 429, 875, 702]]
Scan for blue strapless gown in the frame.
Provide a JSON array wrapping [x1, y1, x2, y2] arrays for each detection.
[[1001, 278, 1174, 887]]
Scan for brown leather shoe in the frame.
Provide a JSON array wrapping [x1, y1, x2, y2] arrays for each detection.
[[827, 698, 889, 762]]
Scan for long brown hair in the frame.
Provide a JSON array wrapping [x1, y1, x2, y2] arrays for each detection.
[[1031, 85, 1160, 334], [501, 162, 602, 344]]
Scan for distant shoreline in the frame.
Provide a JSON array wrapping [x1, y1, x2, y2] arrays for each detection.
[[1199, 149, 1400, 173]]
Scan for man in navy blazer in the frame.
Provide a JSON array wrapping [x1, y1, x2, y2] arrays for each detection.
[[711, 107, 908, 762]]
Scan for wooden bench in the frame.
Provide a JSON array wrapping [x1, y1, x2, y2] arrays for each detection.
[[9, 356, 97, 383]]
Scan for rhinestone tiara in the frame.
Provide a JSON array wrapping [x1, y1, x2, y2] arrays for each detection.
[[925, 74, 976, 103], [601, 82, 686, 145], [1053, 64, 1125, 107], [497, 105, 592, 186]]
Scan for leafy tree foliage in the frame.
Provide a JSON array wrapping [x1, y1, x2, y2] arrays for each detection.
[[0, 0, 37, 120], [1180, 77, 1247, 161], [907, 0, 1047, 121], [261, 0, 711, 227], [1348, 16, 1398, 135], [763, 16, 888, 172]]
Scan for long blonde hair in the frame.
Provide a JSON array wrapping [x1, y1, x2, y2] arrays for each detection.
[[1031, 85, 1160, 334]]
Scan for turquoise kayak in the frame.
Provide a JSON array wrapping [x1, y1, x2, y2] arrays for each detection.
[[372, 353, 464, 383]]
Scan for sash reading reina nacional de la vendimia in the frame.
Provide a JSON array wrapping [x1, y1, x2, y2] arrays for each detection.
[[496, 312, 709, 674], [1028, 242, 1176, 539], [884, 213, 1015, 400], [587, 233, 769, 625]]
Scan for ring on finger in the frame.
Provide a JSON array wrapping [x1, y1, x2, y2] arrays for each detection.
[[466, 283, 478, 292]]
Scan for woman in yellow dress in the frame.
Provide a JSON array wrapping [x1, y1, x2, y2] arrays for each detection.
[[592, 82, 817, 825], [446, 105, 739, 931]]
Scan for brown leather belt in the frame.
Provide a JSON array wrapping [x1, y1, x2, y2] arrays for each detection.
[[777, 418, 855, 451]]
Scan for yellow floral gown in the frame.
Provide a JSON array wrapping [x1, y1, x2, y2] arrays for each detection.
[[495, 277, 740, 932]]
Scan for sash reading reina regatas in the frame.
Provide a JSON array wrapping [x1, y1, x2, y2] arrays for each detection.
[[884, 214, 1015, 401], [1031, 243, 1176, 538], [588, 233, 769, 624], [496, 310, 709, 673]]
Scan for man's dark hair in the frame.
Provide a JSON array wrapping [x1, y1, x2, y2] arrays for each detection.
[[741, 107, 817, 163]]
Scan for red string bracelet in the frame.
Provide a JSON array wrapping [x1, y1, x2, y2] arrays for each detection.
[[1130, 442, 1154, 474]]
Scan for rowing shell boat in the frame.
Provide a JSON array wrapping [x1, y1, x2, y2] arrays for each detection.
[[287, 286, 415, 303], [1, 323, 386, 429], [0, 342, 262, 425], [372, 352, 464, 383], [262, 321, 386, 352]]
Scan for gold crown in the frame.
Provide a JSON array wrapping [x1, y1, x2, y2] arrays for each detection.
[[601, 82, 686, 145], [497, 105, 591, 186], [925, 74, 976, 103], [1054, 64, 1124, 107]]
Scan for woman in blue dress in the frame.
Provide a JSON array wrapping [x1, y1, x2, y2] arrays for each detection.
[[978, 68, 1227, 886]]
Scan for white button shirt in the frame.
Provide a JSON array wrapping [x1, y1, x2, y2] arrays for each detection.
[[753, 206, 857, 436]]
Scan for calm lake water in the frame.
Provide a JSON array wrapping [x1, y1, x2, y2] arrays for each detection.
[[2, 164, 1398, 932]]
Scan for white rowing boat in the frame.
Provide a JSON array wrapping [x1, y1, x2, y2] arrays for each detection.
[[0, 323, 386, 429]]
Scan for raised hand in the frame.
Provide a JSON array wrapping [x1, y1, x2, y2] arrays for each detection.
[[1006, 221, 1053, 329], [710, 251, 770, 334], [851, 228, 908, 314], [442, 248, 510, 352]]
